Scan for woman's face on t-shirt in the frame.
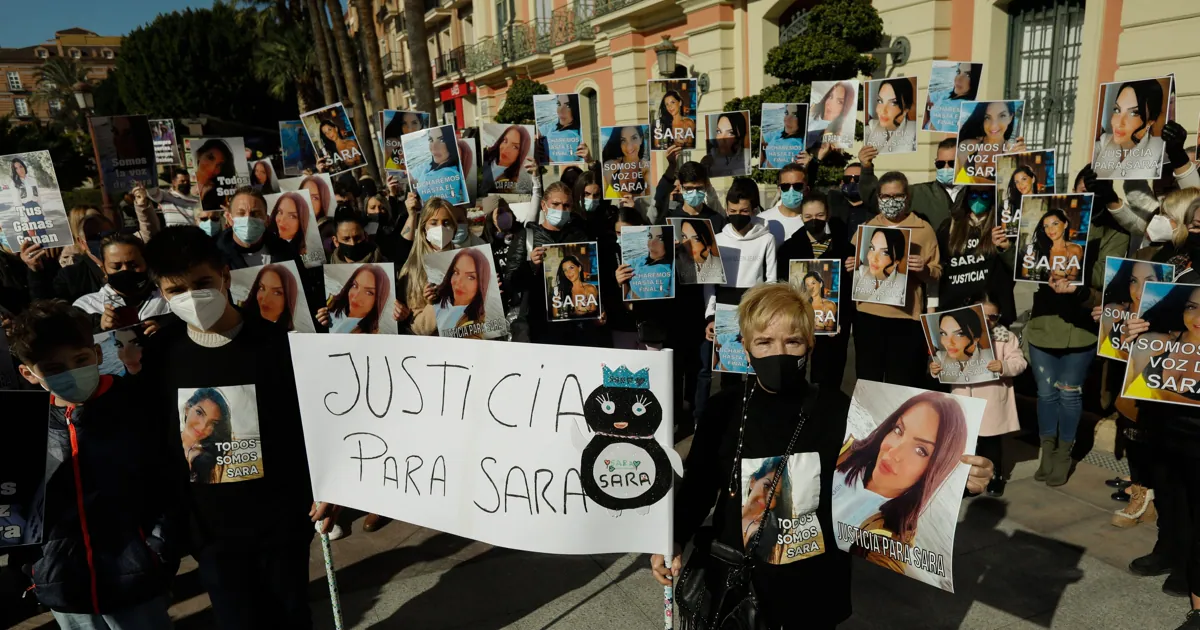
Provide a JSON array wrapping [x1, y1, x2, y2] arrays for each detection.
[[183, 399, 222, 446]]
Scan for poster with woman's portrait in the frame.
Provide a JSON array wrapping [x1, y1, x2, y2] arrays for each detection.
[[953, 100, 1025, 184], [921, 305, 998, 385], [759, 103, 808, 170], [322, 263, 399, 334], [481, 124, 534, 195], [0, 150, 72, 249], [1091, 76, 1174, 180], [864, 77, 918, 154], [179, 385, 264, 484], [1013, 193, 1093, 286], [230, 260, 316, 333], [1099, 258, 1174, 362], [250, 159, 279, 195], [788, 259, 840, 335], [705, 111, 751, 177], [0, 391, 50, 547], [835, 380, 984, 592], [534, 94, 583, 165], [667, 217, 726, 285], [713, 301, 753, 374], [279, 173, 334, 223], [1122, 281, 1200, 407], [278, 120, 317, 176], [543, 241, 602, 321], [922, 61, 983, 132], [620, 225, 674, 301], [300, 102, 367, 175], [423, 244, 507, 339], [807, 80, 859, 150], [188, 137, 250, 211], [648, 79, 699, 151], [263, 192, 324, 269], [739, 451, 825, 565], [600, 125, 651, 199], [150, 118, 180, 165], [852, 225, 910, 307], [996, 149, 1056, 239], [95, 329, 139, 377], [381, 109, 430, 171], [90, 115, 157, 198], [403, 125, 470, 205]]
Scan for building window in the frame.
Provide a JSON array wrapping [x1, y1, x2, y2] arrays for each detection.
[[35, 48, 48, 59], [6, 71, 21, 91], [14, 98, 29, 117], [49, 99, 62, 114], [102, 49, 114, 59], [581, 88, 599, 153], [1006, 0, 1085, 183], [70, 49, 81, 59]]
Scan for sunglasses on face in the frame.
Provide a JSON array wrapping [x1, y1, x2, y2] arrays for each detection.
[[842, 175, 861, 184], [778, 183, 804, 192], [934, 160, 953, 169]]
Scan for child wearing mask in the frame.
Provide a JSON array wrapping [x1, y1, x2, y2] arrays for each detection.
[[10, 299, 182, 629]]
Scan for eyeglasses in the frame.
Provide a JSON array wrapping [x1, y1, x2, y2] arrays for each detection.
[[779, 183, 804, 192], [842, 175, 860, 184], [934, 160, 953, 169]]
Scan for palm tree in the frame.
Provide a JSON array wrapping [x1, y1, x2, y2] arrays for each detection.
[[31, 57, 89, 129], [352, 0, 389, 113], [326, 0, 380, 182], [307, 0, 337, 103], [253, 23, 321, 113], [404, 0, 435, 113]]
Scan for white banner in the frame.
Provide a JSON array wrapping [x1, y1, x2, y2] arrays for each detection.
[[289, 334, 678, 555]]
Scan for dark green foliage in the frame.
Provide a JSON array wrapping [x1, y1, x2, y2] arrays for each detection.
[[495, 78, 549, 125], [0, 117, 93, 190], [92, 71, 127, 117]]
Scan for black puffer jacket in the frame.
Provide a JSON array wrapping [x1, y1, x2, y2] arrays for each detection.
[[28, 256, 105, 304], [32, 375, 184, 614]]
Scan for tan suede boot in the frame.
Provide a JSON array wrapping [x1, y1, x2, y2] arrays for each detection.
[[1112, 486, 1156, 528]]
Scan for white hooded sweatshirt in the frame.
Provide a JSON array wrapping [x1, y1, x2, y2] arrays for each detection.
[[705, 217, 777, 318]]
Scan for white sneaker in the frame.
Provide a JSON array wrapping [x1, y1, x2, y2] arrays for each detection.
[[327, 523, 351, 540]]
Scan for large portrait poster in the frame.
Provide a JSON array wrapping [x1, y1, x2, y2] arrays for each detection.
[[322, 263, 399, 334], [424, 244, 508, 340], [289, 335, 678, 555], [648, 79, 699, 150], [544, 242, 602, 322], [600, 125, 651, 199], [189, 137, 250, 211], [230, 260, 316, 333], [1091, 76, 1174, 180], [1014, 193, 1093, 286], [852, 225, 910, 307], [403, 125, 470, 205], [279, 173, 333, 222], [788, 259, 840, 335], [1123, 281, 1200, 407], [668, 217, 727, 285], [179, 385, 263, 484], [921, 305, 999, 385], [264, 191, 324, 269], [300, 102, 367, 175], [705, 111, 751, 177], [759, 103, 808, 170], [1098, 258, 1174, 362], [279, 120, 317, 176], [0, 150, 73, 248], [90, 115, 157, 197], [922, 61, 983, 133], [481, 124, 535, 195], [150, 118, 180, 165], [0, 391, 49, 547], [864, 77, 919, 154], [807, 80, 859, 150], [380, 109, 431, 171], [953, 100, 1026, 184], [534, 94, 583, 165], [713, 301, 753, 374], [620, 225, 675, 301], [834, 381, 983, 592], [996, 149, 1056, 239]]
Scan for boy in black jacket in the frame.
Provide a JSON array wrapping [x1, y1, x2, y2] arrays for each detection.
[[10, 299, 179, 628]]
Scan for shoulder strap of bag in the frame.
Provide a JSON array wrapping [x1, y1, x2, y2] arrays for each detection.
[[736, 382, 808, 559]]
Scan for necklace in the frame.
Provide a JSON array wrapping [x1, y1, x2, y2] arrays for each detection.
[[727, 381, 808, 498]]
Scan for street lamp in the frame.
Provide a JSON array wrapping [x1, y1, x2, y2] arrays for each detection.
[[653, 36, 677, 77], [72, 81, 94, 112]]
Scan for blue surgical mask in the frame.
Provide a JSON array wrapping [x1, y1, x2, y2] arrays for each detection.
[[39, 363, 101, 404], [583, 198, 601, 213], [936, 167, 955, 186], [547, 208, 571, 228], [232, 216, 266, 244], [452, 224, 469, 245], [682, 189, 706, 208], [199, 219, 221, 237], [781, 188, 804, 209]]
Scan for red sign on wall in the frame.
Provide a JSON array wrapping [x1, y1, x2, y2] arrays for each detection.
[[440, 81, 477, 102]]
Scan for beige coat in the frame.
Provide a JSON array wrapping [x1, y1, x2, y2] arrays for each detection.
[[947, 325, 1026, 437]]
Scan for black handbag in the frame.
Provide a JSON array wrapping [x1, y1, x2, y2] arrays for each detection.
[[676, 386, 806, 630]]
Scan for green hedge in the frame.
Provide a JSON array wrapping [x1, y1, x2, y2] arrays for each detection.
[[62, 188, 105, 209]]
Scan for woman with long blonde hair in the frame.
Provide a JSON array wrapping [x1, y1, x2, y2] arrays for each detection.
[[396, 197, 459, 335]]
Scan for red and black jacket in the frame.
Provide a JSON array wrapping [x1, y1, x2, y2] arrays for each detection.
[[31, 375, 186, 614]]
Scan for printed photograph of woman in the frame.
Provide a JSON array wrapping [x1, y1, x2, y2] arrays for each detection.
[[482, 124, 534, 194], [1015, 194, 1092, 285], [319, 263, 398, 334], [739, 453, 826, 564], [192, 138, 236, 210], [759, 103, 808, 169], [279, 120, 317, 175], [1098, 259, 1173, 361], [0, 151, 72, 248], [301, 103, 366, 174], [788, 259, 840, 334], [995, 149, 1055, 239], [600, 125, 650, 199], [424, 244, 507, 339], [851, 225, 909, 306], [179, 385, 264, 484], [250, 159, 278, 194], [1091, 77, 1172, 180], [807, 80, 859, 150], [402, 125, 469, 205], [712, 301, 752, 373], [864, 77, 918, 154], [264, 191, 324, 268], [534, 94, 583, 164], [620, 224, 675, 300], [834, 383, 984, 591], [953, 100, 1026, 184], [543, 242, 602, 321], [922, 305, 998, 385], [648, 79, 699, 150], [382, 110, 429, 170], [704, 111, 751, 177], [923, 61, 983, 132], [668, 217, 726, 285], [231, 261, 315, 333], [1123, 282, 1200, 407], [9, 156, 40, 204]]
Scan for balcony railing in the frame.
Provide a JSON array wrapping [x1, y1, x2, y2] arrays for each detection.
[[550, 1, 593, 48], [465, 35, 503, 75], [434, 46, 467, 78], [383, 51, 405, 78], [505, 19, 552, 61], [592, 0, 641, 18]]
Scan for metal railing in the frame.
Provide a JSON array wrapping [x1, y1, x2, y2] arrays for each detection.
[[434, 46, 467, 78], [464, 19, 553, 74], [592, 0, 641, 18], [550, 1, 593, 47], [506, 19, 552, 60], [383, 51, 405, 77], [465, 35, 503, 75]]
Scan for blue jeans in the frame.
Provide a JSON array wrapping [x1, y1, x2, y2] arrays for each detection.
[[52, 596, 171, 630], [1029, 344, 1096, 442]]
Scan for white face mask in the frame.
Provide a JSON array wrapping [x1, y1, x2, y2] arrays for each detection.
[[169, 288, 228, 331], [427, 225, 453, 251], [1146, 214, 1175, 244]]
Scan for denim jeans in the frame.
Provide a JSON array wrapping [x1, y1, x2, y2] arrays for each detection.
[[1029, 344, 1096, 442], [52, 596, 171, 630]]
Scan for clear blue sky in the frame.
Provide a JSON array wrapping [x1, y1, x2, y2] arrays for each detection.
[[0, 0, 214, 48]]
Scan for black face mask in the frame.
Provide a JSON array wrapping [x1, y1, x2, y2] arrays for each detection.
[[337, 240, 375, 261], [841, 183, 860, 201], [1187, 232, 1200, 255], [107, 269, 150, 297], [748, 353, 808, 393], [804, 218, 827, 238], [176, 183, 192, 196], [728, 213, 752, 230]]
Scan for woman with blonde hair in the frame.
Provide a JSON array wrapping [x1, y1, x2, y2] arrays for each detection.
[[396, 197, 459, 335]]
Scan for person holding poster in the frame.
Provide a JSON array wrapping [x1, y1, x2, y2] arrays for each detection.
[[544, 242, 602, 321], [807, 80, 858, 150], [600, 125, 650, 198], [649, 79, 699, 150], [704, 111, 751, 178], [619, 224, 674, 301], [214, 188, 307, 279], [1091, 78, 1171, 179], [851, 225, 909, 306], [403, 125, 470, 205], [922, 61, 982, 132], [72, 233, 172, 332], [656, 283, 995, 626], [937, 185, 1016, 324], [759, 103, 808, 169], [953, 101, 1026, 184], [231, 261, 314, 333], [996, 149, 1055, 239], [424, 245, 506, 339], [1098, 258, 1173, 361], [534, 94, 583, 164], [301, 103, 366, 175], [265, 191, 323, 268], [864, 77, 918, 154], [1015, 194, 1092, 285], [923, 305, 998, 385], [481, 124, 534, 195]]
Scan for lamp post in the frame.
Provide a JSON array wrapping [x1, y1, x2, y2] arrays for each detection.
[[74, 81, 112, 219], [652, 36, 709, 162]]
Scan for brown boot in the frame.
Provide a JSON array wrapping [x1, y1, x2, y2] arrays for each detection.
[[1045, 440, 1074, 487], [363, 513, 390, 532], [1034, 437, 1056, 481], [1112, 486, 1156, 528]]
